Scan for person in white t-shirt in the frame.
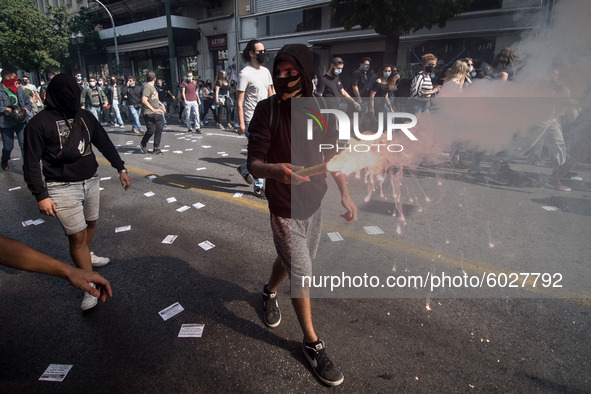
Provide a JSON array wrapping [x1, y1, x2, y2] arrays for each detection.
[[236, 39, 275, 199]]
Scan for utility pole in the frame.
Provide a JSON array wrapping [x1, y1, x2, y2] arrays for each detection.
[[165, 0, 178, 92]]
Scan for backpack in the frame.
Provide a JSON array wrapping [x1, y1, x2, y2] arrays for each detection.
[[54, 114, 91, 163]]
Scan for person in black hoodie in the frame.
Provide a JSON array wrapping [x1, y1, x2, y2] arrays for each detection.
[[23, 73, 131, 311], [247, 44, 357, 387]]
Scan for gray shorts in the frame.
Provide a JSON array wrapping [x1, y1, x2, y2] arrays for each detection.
[[271, 210, 322, 287], [46, 174, 100, 235]]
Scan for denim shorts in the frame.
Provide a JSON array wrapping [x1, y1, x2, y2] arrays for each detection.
[[46, 174, 100, 235]]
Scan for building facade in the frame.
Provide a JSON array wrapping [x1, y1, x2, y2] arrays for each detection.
[[237, 0, 552, 87], [36, 0, 553, 90]]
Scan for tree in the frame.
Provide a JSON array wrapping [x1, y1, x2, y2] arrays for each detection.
[[329, 0, 474, 65], [0, 0, 70, 73]]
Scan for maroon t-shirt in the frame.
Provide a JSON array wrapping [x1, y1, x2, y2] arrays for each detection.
[[181, 80, 198, 101]]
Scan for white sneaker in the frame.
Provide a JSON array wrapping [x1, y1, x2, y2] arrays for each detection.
[[90, 252, 110, 267], [81, 283, 98, 311]]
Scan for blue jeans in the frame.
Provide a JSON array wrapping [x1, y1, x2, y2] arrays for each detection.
[[46, 174, 100, 236], [110, 103, 124, 126], [89, 106, 101, 120], [162, 101, 169, 126], [1, 122, 26, 162], [128, 106, 143, 132], [185, 100, 200, 131]]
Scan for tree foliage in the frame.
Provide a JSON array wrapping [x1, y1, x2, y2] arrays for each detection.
[[68, 6, 101, 55], [0, 0, 70, 72], [329, 0, 474, 64]]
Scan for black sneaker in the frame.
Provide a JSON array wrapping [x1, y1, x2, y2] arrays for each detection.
[[140, 145, 147, 154], [153, 148, 163, 155], [262, 285, 281, 328], [253, 187, 266, 199], [195, 128, 202, 134], [237, 166, 253, 185], [303, 340, 344, 387]]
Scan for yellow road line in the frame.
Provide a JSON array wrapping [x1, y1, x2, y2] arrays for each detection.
[[98, 157, 591, 305]]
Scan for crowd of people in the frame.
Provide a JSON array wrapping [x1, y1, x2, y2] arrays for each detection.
[[0, 41, 588, 388]]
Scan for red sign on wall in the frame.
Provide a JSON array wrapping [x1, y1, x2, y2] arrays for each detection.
[[209, 35, 227, 50]]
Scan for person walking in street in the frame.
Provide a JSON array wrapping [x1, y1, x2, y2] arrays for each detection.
[[22, 75, 43, 118], [214, 70, 233, 129], [247, 44, 357, 387], [0, 67, 31, 171], [156, 77, 174, 129], [236, 39, 274, 199], [81, 76, 109, 121], [201, 79, 215, 126], [405, 53, 441, 114], [181, 72, 201, 133], [140, 71, 166, 154], [106, 75, 124, 128], [123, 76, 144, 134], [317, 56, 361, 109], [23, 73, 131, 311]]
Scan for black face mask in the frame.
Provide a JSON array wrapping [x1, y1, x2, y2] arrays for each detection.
[[256, 53, 265, 65], [425, 65, 435, 73], [275, 75, 303, 102]]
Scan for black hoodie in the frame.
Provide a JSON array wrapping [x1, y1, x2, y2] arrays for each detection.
[[247, 44, 337, 219], [24, 74, 125, 201]]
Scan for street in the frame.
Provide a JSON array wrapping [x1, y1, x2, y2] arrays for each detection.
[[1, 116, 590, 393]]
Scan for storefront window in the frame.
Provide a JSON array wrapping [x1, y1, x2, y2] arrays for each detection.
[[241, 7, 322, 40]]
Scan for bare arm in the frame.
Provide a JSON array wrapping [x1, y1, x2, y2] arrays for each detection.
[[249, 159, 309, 185], [142, 95, 163, 114], [236, 90, 246, 135], [0, 235, 112, 300], [331, 172, 357, 224]]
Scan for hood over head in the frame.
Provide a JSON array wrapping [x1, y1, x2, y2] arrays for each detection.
[[272, 44, 314, 97], [44, 73, 81, 118]]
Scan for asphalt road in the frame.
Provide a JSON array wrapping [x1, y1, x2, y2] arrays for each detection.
[[1, 117, 590, 393]]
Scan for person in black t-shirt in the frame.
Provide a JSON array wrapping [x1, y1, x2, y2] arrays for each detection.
[[316, 57, 361, 110], [351, 56, 371, 101]]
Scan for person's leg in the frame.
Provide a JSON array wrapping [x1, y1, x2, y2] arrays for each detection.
[[113, 104, 124, 126], [161, 101, 168, 126], [153, 115, 164, 149], [292, 294, 317, 343], [224, 100, 232, 126], [90, 107, 100, 121], [185, 101, 194, 131], [129, 107, 137, 131], [47, 180, 94, 270], [67, 229, 92, 271], [266, 256, 288, 292], [547, 118, 567, 170], [130, 107, 143, 132], [1, 127, 15, 164], [142, 115, 156, 148], [194, 101, 201, 129], [15, 122, 25, 159]]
